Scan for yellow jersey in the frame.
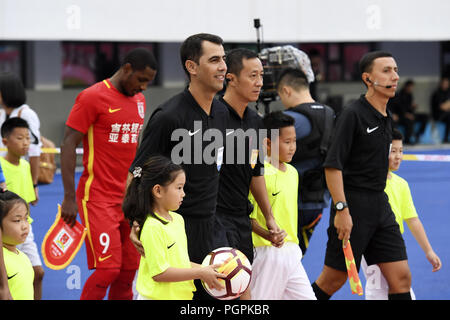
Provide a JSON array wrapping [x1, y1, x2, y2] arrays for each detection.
[[3, 247, 34, 300], [385, 172, 418, 234], [136, 211, 195, 300], [249, 161, 299, 247]]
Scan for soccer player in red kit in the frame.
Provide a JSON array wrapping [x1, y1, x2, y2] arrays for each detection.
[[60, 48, 157, 300]]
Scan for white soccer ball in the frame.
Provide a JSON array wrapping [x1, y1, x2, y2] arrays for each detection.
[[201, 247, 252, 300]]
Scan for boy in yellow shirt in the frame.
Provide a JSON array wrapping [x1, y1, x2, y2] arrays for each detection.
[[1, 117, 44, 299], [249, 111, 316, 300]]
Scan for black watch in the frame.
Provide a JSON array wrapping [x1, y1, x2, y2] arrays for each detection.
[[334, 201, 348, 211]]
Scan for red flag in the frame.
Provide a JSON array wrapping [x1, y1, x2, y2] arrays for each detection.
[[41, 204, 87, 270]]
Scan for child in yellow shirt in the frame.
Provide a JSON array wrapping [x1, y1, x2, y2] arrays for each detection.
[[122, 156, 225, 300], [1, 190, 34, 300], [249, 111, 316, 300]]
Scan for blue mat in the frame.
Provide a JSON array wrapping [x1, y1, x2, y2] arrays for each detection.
[[303, 148, 450, 300], [31, 149, 450, 300]]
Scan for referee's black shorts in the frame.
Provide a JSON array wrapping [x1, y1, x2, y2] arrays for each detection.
[[325, 189, 407, 272], [184, 215, 216, 300], [184, 215, 216, 264], [213, 212, 254, 264]]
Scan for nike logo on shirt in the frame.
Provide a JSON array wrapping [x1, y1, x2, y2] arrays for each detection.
[[98, 255, 112, 262], [167, 242, 176, 249], [108, 107, 121, 113], [366, 126, 379, 134], [272, 191, 281, 196], [188, 129, 200, 136], [7, 273, 18, 280]]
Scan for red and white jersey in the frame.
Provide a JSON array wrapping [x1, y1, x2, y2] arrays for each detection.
[[66, 79, 146, 203]]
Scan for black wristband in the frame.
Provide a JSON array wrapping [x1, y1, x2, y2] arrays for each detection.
[[33, 184, 38, 188]]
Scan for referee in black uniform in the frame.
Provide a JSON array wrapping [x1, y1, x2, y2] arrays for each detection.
[[128, 33, 228, 300], [311, 51, 412, 300], [214, 49, 281, 297]]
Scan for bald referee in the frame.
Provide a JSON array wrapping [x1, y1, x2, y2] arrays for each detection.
[[311, 51, 412, 300]]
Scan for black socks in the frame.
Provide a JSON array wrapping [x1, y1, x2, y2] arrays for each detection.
[[311, 281, 412, 300], [388, 292, 412, 300], [312, 282, 331, 300]]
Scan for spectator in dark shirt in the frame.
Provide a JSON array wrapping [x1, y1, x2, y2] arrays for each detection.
[[387, 79, 425, 144], [431, 77, 450, 142]]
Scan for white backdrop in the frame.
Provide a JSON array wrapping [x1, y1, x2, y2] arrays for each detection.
[[0, 0, 449, 42]]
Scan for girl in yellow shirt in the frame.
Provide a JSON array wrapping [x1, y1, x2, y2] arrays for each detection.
[[1, 190, 34, 300], [122, 156, 224, 300]]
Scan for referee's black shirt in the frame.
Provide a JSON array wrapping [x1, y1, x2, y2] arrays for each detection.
[[216, 97, 264, 216], [323, 95, 393, 192], [130, 88, 229, 218]]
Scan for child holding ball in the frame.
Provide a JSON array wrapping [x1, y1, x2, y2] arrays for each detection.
[[122, 156, 225, 300]]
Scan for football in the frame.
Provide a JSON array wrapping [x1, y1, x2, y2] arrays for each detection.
[[201, 247, 252, 300]]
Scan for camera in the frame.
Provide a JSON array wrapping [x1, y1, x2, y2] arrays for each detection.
[[253, 19, 315, 113], [257, 45, 315, 112]]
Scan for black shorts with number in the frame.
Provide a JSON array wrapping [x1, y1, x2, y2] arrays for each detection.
[[325, 189, 407, 272]]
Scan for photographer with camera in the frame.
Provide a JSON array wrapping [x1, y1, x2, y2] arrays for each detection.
[[258, 45, 334, 256]]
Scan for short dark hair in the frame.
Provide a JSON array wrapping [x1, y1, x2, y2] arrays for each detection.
[[0, 190, 29, 229], [392, 128, 403, 141], [359, 51, 393, 75], [0, 72, 26, 109], [180, 33, 224, 79], [276, 67, 309, 91], [225, 48, 258, 77], [1, 117, 29, 139], [122, 48, 158, 71], [263, 110, 295, 138]]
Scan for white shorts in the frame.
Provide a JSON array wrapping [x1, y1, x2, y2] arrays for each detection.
[[17, 225, 42, 267], [361, 256, 415, 300], [250, 242, 316, 300]]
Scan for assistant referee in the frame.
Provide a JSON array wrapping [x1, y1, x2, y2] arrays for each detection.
[[311, 51, 412, 300]]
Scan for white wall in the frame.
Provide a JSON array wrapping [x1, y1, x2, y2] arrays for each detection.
[[1, 0, 449, 42]]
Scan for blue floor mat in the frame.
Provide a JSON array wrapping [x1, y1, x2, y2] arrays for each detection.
[[31, 151, 450, 299], [302, 150, 450, 300]]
